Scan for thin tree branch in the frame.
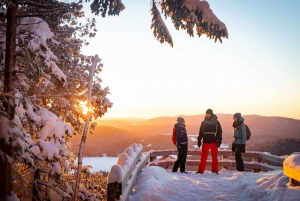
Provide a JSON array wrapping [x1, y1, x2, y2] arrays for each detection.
[[22, 1, 57, 8], [17, 14, 45, 18]]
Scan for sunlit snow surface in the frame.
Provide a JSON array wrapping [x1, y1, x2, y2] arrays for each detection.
[[129, 166, 300, 201]]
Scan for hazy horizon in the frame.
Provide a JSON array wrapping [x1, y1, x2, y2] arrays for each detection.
[[100, 113, 300, 121]]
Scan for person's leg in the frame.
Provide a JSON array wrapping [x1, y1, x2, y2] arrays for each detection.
[[198, 143, 209, 173], [235, 145, 244, 171], [180, 145, 188, 172], [211, 143, 219, 172], [235, 145, 241, 171], [240, 145, 245, 171], [240, 156, 244, 171], [172, 146, 183, 172]]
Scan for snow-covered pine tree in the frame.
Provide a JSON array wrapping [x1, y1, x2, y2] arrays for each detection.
[[0, 0, 112, 200]]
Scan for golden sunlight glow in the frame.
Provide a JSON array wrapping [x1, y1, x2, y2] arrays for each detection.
[[80, 102, 89, 115]]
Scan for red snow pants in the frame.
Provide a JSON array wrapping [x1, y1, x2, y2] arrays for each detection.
[[198, 143, 218, 173]]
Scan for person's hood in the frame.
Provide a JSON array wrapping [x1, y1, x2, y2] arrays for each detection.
[[174, 123, 186, 128], [203, 114, 218, 125], [239, 117, 244, 122], [204, 114, 218, 120]]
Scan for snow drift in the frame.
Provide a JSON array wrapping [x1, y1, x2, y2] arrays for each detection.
[[129, 167, 300, 201]]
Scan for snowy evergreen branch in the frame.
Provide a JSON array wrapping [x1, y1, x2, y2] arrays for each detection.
[[150, 0, 228, 46], [151, 1, 173, 47]]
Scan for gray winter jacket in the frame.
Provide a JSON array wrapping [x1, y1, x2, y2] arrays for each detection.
[[233, 117, 247, 144]]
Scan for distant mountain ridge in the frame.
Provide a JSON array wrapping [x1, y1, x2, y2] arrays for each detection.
[[71, 114, 300, 156], [97, 114, 300, 135]]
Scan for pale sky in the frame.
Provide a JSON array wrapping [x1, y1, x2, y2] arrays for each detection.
[[81, 0, 300, 119]]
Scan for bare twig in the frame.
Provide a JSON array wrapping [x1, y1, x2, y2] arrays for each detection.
[[17, 14, 45, 18]]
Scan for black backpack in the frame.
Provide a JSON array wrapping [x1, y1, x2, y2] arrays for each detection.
[[245, 124, 251, 141]]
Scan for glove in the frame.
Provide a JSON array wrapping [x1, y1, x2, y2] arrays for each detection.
[[197, 141, 201, 148], [217, 141, 221, 148]]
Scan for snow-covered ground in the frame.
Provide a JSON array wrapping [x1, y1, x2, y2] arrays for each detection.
[[75, 157, 118, 172], [190, 137, 197, 142], [129, 166, 300, 201]]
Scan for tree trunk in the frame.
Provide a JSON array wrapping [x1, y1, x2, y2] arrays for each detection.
[[74, 113, 91, 201], [0, 0, 18, 199], [74, 55, 98, 201], [0, 144, 12, 198], [32, 169, 41, 201]]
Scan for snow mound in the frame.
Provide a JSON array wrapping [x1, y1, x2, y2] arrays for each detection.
[[283, 152, 300, 172], [130, 166, 175, 201], [129, 167, 300, 201], [108, 164, 124, 183]]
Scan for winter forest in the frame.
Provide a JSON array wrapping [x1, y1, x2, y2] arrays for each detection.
[[0, 0, 231, 200]]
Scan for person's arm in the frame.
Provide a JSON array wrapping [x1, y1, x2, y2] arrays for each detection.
[[197, 122, 203, 147], [241, 124, 246, 144], [176, 127, 182, 147]]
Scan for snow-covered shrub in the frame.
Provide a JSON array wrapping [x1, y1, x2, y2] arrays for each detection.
[[64, 166, 108, 200]]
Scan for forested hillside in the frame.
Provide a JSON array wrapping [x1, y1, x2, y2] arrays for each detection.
[[71, 115, 300, 156], [247, 138, 300, 156]]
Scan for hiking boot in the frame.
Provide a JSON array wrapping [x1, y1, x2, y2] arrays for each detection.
[[213, 171, 219, 175], [181, 171, 190, 174], [195, 171, 203, 174]]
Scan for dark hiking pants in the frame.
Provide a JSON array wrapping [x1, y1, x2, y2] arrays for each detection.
[[235, 144, 245, 171], [172, 144, 188, 172]]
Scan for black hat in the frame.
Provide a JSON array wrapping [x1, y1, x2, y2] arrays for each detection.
[[177, 117, 185, 124], [206, 109, 213, 116]]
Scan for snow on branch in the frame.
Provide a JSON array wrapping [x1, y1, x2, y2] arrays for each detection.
[[18, 17, 66, 82], [151, 1, 173, 47], [152, 0, 228, 46]]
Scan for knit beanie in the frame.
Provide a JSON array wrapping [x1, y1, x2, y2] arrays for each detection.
[[177, 117, 185, 124], [234, 113, 242, 120], [206, 109, 213, 116]]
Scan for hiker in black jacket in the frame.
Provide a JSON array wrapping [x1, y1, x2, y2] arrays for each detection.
[[172, 117, 188, 173], [196, 109, 222, 174]]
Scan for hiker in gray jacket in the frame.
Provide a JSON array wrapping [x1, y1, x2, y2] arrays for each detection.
[[232, 113, 247, 171]]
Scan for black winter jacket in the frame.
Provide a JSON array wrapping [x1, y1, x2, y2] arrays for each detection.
[[175, 123, 188, 146], [198, 120, 222, 144]]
